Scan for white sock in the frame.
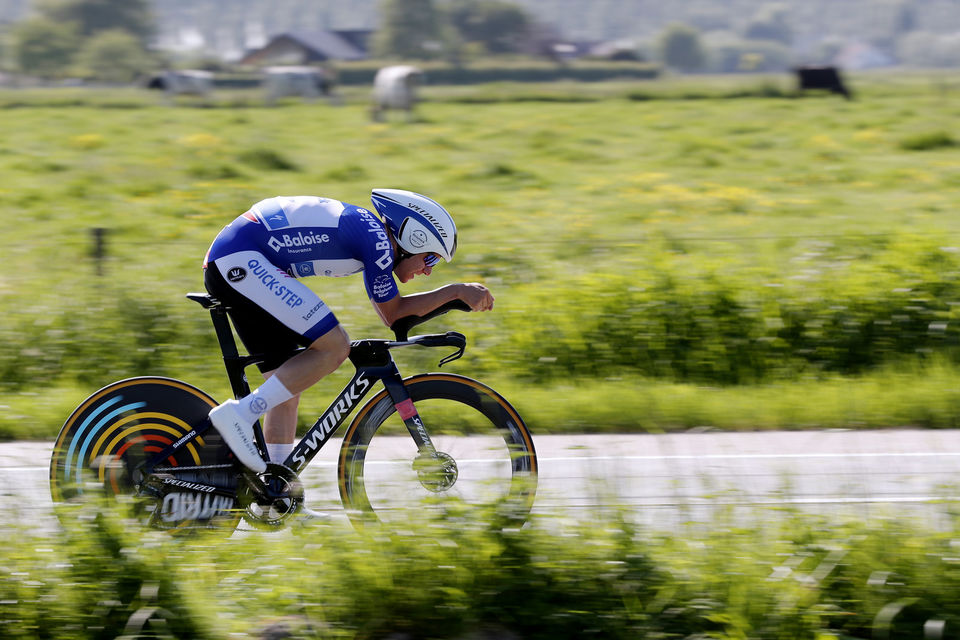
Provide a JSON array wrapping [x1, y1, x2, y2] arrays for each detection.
[[236, 376, 294, 424], [266, 442, 295, 464]]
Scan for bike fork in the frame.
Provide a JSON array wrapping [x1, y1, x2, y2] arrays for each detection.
[[382, 373, 438, 457]]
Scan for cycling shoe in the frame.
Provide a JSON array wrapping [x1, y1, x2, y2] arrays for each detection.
[[209, 400, 267, 473]]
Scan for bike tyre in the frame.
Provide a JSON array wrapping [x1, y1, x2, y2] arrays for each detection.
[[338, 373, 537, 526]]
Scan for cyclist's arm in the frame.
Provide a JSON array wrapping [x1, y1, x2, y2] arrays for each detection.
[[373, 283, 493, 327]]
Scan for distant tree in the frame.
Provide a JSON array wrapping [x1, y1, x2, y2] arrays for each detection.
[[704, 34, 792, 73], [35, 0, 154, 43], [893, 0, 916, 35], [447, 0, 530, 55], [10, 17, 79, 77], [658, 23, 706, 72], [76, 29, 153, 83], [743, 4, 792, 46], [373, 0, 443, 59]]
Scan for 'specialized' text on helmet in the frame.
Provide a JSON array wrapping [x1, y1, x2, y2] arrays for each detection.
[[370, 189, 458, 262]]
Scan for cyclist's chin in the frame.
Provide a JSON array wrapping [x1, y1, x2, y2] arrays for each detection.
[[397, 271, 423, 283]]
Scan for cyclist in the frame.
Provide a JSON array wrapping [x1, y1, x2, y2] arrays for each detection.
[[202, 189, 494, 474]]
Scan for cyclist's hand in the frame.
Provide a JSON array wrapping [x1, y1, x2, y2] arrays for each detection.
[[458, 283, 494, 312]]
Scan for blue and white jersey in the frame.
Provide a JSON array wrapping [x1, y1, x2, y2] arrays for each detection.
[[205, 196, 399, 303]]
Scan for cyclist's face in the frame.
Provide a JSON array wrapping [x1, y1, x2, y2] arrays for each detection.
[[394, 253, 438, 283]]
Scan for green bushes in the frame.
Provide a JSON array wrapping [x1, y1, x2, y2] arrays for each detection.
[[11, 253, 957, 392], [899, 130, 957, 151], [503, 239, 960, 384], [4, 499, 960, 638], [0, 282, 216, 390], [3, 237, 960, 399], [2, 502, 216, 639], [236, 147, 301, 172]]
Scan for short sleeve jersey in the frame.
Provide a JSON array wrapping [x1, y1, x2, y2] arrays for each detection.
[[205, 196, 400, 303]]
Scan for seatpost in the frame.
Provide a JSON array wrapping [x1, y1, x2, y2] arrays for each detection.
[[209, 306, 252, 399]]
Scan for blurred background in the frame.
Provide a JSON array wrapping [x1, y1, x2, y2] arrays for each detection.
[[2, 0, 959, 77], [2, 3, 960, 639], [0, 0, 958, 440]]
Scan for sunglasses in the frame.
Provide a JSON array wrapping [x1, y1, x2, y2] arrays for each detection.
[[397, 246, 441, 268]]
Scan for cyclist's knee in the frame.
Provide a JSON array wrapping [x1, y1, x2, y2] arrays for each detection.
[[309, 325, 350, 366]]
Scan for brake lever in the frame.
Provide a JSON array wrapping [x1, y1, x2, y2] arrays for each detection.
[[438, 344, 465, 368], [407, 331, 466, 367]]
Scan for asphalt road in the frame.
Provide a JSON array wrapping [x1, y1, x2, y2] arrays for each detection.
[[4, 429, 960, 530]]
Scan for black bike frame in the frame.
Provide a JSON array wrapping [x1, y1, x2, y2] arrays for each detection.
[[140, 296, 452, 483], [283, 338, 437, 472]]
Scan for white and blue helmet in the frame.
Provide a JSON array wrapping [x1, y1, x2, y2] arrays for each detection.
[[371, 189, 458, 263]]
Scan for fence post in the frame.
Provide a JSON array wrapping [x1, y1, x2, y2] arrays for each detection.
[[91, 227, 108, 276]]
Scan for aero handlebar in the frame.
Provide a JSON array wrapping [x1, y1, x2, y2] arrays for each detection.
[[390, 299, 472, 341]]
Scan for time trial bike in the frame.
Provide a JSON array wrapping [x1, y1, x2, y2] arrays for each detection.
[[49, 293, 538, 533]]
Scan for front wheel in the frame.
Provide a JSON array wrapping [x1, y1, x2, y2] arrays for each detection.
[[338, 373, 537, 526]]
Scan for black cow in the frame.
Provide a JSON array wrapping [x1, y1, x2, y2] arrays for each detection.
[[794, 66, 852, 99]]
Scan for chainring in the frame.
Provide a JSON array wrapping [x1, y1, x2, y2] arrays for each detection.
[[236, 463, 305, 530]]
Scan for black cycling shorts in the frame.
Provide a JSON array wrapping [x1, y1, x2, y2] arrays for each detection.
[[204, 262, 317, 373]]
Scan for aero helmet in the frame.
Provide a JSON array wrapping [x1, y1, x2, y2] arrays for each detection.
[[370, 189, 458, 262]]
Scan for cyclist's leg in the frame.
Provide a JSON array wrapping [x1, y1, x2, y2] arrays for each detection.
[[269, 325, 351, 395], [263, 380, 299, 463], [204, 252, 345, 471], [261, 325, 350, 458]]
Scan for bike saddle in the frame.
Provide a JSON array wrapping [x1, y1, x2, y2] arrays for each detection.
[[186, 292, 221, 309]]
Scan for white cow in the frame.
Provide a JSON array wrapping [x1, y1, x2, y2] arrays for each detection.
[[145, 70, 214, 99], [263, 66, 336, 105], [371, 65, 424, 121]]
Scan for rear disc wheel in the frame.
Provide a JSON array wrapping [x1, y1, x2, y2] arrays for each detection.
[[49, 377, 240, 532]]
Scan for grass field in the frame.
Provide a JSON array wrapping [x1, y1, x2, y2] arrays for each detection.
[[1, 71, 960, 438]]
